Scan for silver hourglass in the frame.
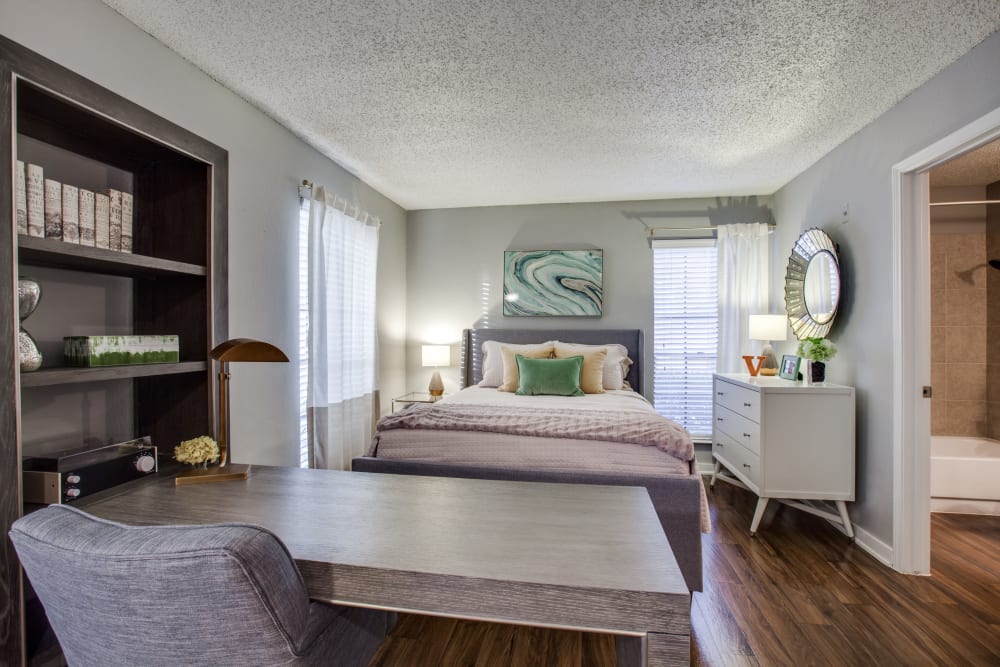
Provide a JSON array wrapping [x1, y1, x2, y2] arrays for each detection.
[[18, 277, 42, 372]]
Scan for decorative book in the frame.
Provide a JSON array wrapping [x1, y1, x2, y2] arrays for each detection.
[[121, 192, 133, 253], [15, 160, 27, 235], [64, 335, 180, 367], [26, 164, 44, 238], [106, 188, 122, 251], [43, 179, 62, 239], [78, 189, 95, 247], [94, 192, 110, 250], [61, 184, 80, 244]]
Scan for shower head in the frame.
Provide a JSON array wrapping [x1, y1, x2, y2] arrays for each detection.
[[990, 260, 1000, 270]]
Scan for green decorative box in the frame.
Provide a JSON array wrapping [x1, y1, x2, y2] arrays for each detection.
[[64, 335, 179, 367]]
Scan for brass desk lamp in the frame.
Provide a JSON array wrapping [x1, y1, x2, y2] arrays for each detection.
[[176, 338, 288, 485]]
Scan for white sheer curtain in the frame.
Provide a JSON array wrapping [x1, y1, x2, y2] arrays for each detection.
[[716, 223, 770, 373], [307, 186, 380, 470]]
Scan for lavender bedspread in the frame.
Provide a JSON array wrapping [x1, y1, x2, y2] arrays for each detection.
[[374, 402, 694, 464]]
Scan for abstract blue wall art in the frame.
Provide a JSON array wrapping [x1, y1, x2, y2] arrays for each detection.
[[503, 250, 603, 316]]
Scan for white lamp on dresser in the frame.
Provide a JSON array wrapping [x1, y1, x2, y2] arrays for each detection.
[[710, 372, 856, 537], [748, 314, 788, 376]]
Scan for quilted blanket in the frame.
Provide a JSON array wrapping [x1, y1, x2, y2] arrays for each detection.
[[374, 402, 694, 463]]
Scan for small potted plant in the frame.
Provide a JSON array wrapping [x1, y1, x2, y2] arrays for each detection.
[[174, 435, 220, 468], [797, 337, 837, 383]]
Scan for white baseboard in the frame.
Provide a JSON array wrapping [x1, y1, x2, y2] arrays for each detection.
[[696, 460, 715, 477], [930, 497, 1000, 516], [852, 524, 895, 570]]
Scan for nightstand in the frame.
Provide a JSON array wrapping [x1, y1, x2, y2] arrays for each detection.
[[710, 373, 856, 537], [392, 392, 445, 412]]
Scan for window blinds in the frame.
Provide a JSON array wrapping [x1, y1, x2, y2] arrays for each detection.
[[652, 240, 718, 440]]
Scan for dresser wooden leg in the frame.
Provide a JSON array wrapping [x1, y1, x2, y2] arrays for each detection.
[[836, 500, 855, 539], [750, 497, 770, 536], [709, 461, 721, 488]]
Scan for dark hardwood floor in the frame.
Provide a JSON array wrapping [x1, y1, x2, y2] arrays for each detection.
[[369, 481, 1000, 666]]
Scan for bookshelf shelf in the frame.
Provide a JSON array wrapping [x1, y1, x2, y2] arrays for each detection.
[[19, 362, 207, 388], [18, 235, 206, 277]]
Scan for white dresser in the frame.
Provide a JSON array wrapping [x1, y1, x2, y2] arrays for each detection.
[[711, 373, 856, 537]]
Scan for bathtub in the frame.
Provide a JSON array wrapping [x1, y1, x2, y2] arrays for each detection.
[[930, 436, 1000, 515]]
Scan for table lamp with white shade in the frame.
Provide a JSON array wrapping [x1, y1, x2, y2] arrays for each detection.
[[422, 344, 450, 396], [748, 314, 788, 376]]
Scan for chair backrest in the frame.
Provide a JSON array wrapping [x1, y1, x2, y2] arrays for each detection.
[[10, 505, 315, 666]]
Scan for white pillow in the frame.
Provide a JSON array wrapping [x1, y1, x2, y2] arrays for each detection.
[[553, 341, 632, 390], [479, 340, 555, 387]]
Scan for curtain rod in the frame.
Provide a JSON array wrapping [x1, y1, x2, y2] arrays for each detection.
[[298, 179, 380, 227], [929, 200, 1000, 206], [647, 223, 776, 233], [298, 179, 313, 204]]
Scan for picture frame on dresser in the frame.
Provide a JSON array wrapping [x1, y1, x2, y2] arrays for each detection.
[[778, 354, 800, 380], [0, 35, 228, 664]]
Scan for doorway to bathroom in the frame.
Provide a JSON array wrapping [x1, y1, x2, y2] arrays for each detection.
[[927, 142, 1000, 517], [892, 107, 1000, 575]]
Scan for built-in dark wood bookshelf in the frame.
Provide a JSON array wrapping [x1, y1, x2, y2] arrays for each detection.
[[0, 36, 228, 665]]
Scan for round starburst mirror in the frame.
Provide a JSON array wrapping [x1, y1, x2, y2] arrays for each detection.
[[785, 228, 841, 340]]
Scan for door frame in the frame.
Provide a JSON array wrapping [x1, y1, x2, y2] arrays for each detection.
[[891, 106, 1000, 574]]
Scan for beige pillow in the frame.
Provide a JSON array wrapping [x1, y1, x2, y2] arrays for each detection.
[[553, 341, 631, 390], [498, 343, 554, 392], [554, 347, 606, 393]]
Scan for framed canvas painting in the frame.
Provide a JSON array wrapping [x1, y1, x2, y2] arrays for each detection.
[[503, 250, 603, 316]]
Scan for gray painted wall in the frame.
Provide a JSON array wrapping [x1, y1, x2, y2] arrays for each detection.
[[406, 196, 773, 398], [769, 31, 1000, 547], [1, 0, 408, 467]]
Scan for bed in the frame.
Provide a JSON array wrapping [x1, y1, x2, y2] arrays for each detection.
[[352, 328, 707, 591]]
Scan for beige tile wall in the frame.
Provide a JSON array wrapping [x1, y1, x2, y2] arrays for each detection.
[[930, 231, 987, 436]]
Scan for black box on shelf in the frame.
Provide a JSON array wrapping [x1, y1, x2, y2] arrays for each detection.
[[22, 436, 157, 504]]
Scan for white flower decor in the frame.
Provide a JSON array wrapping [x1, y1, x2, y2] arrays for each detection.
[[797, 337, 837, 362], [174, 435, 220, 465]]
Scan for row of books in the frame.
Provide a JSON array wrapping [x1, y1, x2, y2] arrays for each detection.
[[14, 161, 133, 253]]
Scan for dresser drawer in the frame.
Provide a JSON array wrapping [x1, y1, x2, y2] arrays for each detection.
[[714, 430, 761, 490], [713, 404, 760, 454], [714, 379, 760, 422]]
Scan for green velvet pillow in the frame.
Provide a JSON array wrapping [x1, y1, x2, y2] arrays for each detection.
[[515, 354, 585, 396]]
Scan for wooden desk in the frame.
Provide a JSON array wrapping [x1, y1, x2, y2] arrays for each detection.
[[79, 466, 690, 666]]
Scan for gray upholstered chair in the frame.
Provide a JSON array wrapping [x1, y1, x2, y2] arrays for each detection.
[[10, 505, 390, 667]]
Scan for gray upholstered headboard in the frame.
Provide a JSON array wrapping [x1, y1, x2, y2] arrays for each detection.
[[461, 329, 643, 394]]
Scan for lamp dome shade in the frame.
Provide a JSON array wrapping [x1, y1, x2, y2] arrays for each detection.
[[748, 315, 788, 341], [422, 345, 450, 367], [210, 338, 288, 362]]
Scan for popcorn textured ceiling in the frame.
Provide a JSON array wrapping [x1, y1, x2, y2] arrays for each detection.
[[101, 1, 999, 210]]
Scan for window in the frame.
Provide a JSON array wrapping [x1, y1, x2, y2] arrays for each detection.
[[301, 190, 380, 470], [652, 239, 718, 439]]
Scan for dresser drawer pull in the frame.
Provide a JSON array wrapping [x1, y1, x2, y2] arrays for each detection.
[[716, 391, 724, 396], [743, 402, 752, 407], [717, 417, 723, 422], [743, 433, 751, 438], [716, 442, 725, 448], [742, 463, 751, 469]]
